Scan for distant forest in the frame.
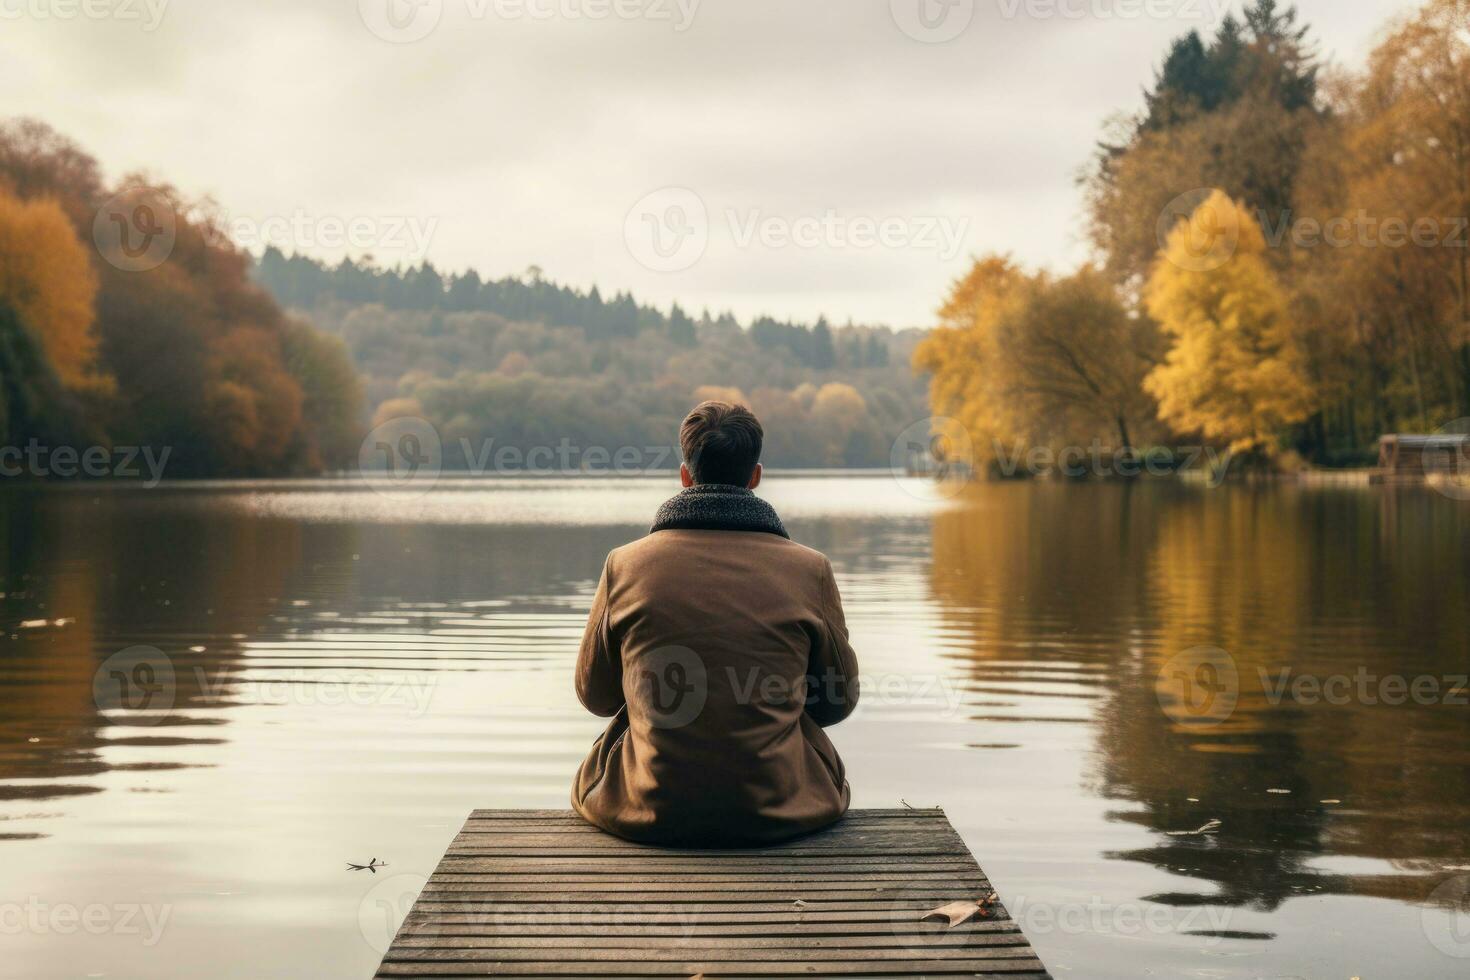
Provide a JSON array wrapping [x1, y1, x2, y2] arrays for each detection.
[[255, 249, 928, 471]]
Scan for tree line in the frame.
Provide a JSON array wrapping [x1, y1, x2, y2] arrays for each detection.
[[917, 0, 1470, 470], [0, 120, 927, 478], [266, 254, 926, 471], [255, 248, 889, 373]]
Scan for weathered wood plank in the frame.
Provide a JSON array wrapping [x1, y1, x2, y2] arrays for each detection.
[[418, 877, 990, 893], [458, 811, 940, 828], [448, 833, 964, 853], [445, 845, 967, 858], [376, 959, 1048, 976], [411, 893, 987, 910], [398, 917, 1023, 937], [383, 946, 1036, 962], [408, 901, 992, 915], [436, 857, 980, 873], [391, 932, 1028, 949], [465, 808, 947, 820], [377, 809, 1049, 979], [425, 871, 984, 885]]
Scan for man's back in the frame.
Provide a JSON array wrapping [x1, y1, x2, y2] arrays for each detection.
[[571, 498, 859, 846]]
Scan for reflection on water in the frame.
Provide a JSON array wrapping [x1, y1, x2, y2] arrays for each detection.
[[0, 476, 1467, 978]]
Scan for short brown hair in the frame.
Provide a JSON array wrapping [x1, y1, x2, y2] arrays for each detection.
[[680, 401, 763, 487]]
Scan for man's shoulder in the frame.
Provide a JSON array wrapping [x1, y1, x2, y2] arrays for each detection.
[[610, 531, 831, 574]]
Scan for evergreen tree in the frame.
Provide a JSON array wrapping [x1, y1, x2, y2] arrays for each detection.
[[812, 317, 836, 369], [668, 304, 696, 347], [1138, 2, 1316, 136]]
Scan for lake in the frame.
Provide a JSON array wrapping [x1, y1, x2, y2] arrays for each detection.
[[1, 474, 1468, 978]]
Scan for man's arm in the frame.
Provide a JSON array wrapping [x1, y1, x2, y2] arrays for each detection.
[[575, 553, 624, 717], [806, 558, 859, 727]]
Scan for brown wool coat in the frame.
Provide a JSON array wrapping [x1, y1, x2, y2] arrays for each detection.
[[571, 529, 859, 846]]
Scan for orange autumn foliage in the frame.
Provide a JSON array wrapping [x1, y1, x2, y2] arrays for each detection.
[[0, 188, 108, 392]]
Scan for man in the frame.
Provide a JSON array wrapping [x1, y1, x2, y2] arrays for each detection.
[[571, 401, 859, 846]]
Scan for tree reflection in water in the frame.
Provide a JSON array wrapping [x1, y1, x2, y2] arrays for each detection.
[[928, 481, 1470, 913]]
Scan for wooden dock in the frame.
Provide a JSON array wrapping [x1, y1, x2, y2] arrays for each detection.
[[377, 808, 1050, 979]]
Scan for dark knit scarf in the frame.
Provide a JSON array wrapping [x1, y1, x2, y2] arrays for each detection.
[[649, 484, 789, 539]]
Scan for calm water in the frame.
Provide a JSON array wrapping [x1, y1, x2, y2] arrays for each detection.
[[2, 474, 1468, 979]]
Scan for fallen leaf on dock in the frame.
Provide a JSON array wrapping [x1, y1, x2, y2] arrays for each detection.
[[921, 901, 984, 927], [1166, 818, 1222, 837], [921, 893, 997, 928]]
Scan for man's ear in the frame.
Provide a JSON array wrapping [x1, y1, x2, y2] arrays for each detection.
[[747, 463, 762, 490], [680, 463, 694, 488]]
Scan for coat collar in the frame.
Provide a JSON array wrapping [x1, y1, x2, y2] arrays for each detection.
[[649, 484, 790, 539]]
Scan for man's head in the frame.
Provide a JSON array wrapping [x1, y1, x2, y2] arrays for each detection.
[[679, 401, 763, 489]]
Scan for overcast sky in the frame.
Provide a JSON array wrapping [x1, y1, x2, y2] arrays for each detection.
[[2, 0, 1419, 327]]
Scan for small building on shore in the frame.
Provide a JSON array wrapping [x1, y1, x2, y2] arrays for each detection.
[[1377, 434, 1470, 476]]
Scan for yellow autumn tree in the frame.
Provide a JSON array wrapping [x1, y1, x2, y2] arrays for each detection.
[[810, 382, 868, 465], [1144, 191, 1315, 454], [911, 257, 1030, 467], [0, 188, 106, 391], [1293, 0, 1470, 429]]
